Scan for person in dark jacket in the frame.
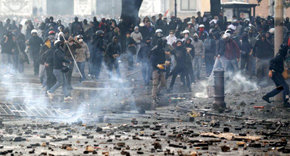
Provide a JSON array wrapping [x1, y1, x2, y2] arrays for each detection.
[[125, 32, 136, 71], [168, 40, 191, 92], [71, 17, 83, 37], [240, 33, 252, 73], [27, 29, 43, 76], [44, 47, 56, 91], [15, 29, 27, 73], [150, 39, 167, 109], [105, 36, 121, 78], [204, 33, 216, 76], [137, 37, 152, 86], [253, 34, 274, 81], [91, 30, 106, 80], [263, 44, 289, 107], [47, 40, 71, 101], [39, 30, 55, 88], [1, 31, 16, 72], [184, 38, 195, 83]]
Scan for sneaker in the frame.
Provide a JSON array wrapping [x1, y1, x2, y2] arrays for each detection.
[[47, 91, 54, 99], [262, 96, 271, 103], [64, 96, 73, 101]]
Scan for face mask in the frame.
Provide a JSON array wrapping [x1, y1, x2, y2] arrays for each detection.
[[78, 39, 83, 42], [194, 38, 198, 41], [135, 30, 139, 33], [157, 33, 162, 37], [69, 42, 73, 46]]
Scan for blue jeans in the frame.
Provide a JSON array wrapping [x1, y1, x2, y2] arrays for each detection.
[[141, 62, 151, 85], [77, 62, 86, 81], [264, 72, 289, 103], [107, 59, 120, 78], [193, 56, 202, 79], [49, 69, 70, 97]]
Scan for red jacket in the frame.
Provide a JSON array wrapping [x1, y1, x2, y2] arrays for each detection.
[[225, 39, 240, 60]]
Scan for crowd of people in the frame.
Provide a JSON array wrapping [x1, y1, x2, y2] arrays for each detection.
[[0, 12, 289, 108]]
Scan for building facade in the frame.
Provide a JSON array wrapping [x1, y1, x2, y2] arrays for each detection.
[[0, 0, 288, 19]]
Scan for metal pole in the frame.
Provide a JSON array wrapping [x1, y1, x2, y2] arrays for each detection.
[[59, 33, 83, 78], [174, 0, 177, 17], [274, 0, 284, 103], [213, 70, 226, 112]]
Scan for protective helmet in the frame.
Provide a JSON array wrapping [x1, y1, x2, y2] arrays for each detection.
[[96, 30, 104, 36], [222, 33, 231, 39], [269, 28, 275, 34], [54, 40, 62, 46], [76, 35, 83, 39], [31, 29, 38, 34], [156, 29, 163, 33], [48, 30, 55, 35], [182, 30, 190, 34], [199, 24, 205, 28]]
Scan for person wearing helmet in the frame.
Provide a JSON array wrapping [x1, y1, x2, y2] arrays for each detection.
[[185, 21, 196, 38], [192, 33, 204, 80], [181, 30, 193, 42], [75, 35, 90, 82], [150, 38, 167, 109], [263, 44, 290, 108], [137, 37, 152, 86], [90, 30, 105, 80], [105, 36, 121, 78], [27, 29, 43, 76], [152, 29, 163, 46], [47, 40, 71, 101], [219, 32, 240, 74], [197, 24, 208, 41]]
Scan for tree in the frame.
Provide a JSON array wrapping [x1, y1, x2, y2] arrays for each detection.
[[210, 0, 221, 16], [121, 0, 143, 26]]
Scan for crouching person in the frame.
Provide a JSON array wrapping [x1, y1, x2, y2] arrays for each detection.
[[150, 39, 168, 110], [263, 44, 289, 107], [47, 40, 72, 101]]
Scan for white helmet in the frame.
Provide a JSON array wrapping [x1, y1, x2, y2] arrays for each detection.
[[199, 24, 205, 28], [222, 33, 231, 39], [54, 40, 61, 45], [31, 29, 38, 34], [182, 30, 190, 34], [228, 24, 236, 30], [269, 28, 275, 34], [156, 29, 163, 33]]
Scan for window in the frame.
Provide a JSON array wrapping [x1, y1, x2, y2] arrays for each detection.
[[180, 0, 197, 11]]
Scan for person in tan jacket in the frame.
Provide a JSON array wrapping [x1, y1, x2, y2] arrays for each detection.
[[75, 35, 90, 82]]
